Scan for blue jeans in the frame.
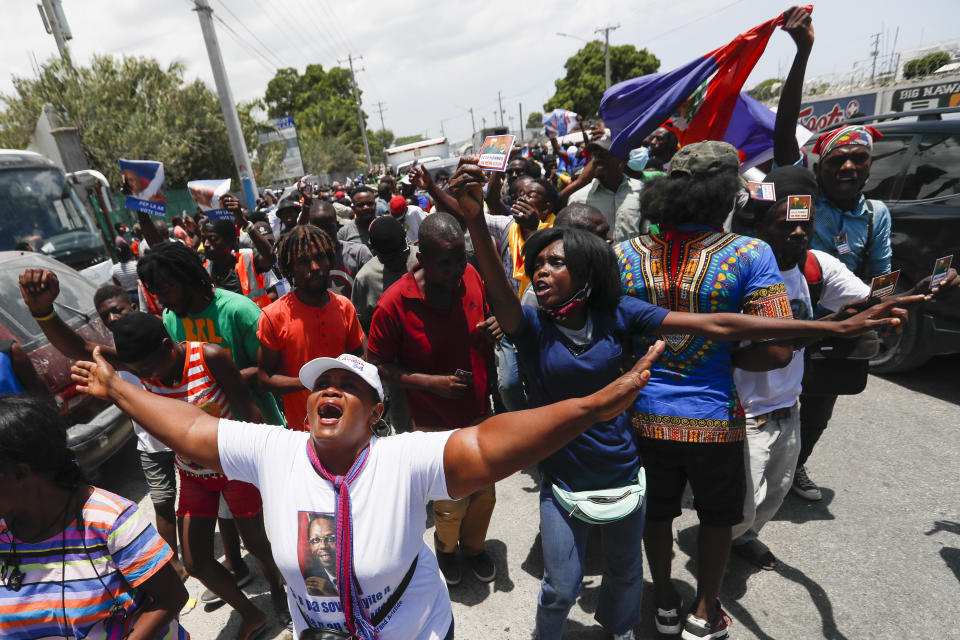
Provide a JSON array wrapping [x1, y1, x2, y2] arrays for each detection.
[[535, 485, 647, 638], [495, 334, 527, 412]]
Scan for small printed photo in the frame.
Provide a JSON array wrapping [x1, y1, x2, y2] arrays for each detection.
[[786, 195, 811, 221], [931, 255, 953, 287], [870, 270, 900, 298], [298, 512, 338, 597], [747, 181, 776, 201], [477, 135, 516, 171]]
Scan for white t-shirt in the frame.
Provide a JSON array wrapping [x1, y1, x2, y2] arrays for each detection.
[[735, 249, 870, 417], [218, 421, 455, 639], [394, 206, 428, 246], [118, 370, 170, 453]]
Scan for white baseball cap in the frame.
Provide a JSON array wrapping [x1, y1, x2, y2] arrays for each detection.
[[298, 354, 384, 401]]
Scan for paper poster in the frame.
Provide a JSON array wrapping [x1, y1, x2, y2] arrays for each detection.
[[747, 181, 776, 201], [542, 109, 581, 139], [119, 159, 166, 216], [869, 270, 900, 298], [188, 178, 233, 221], [477, 135, 516, 171], [931, 255, 953, 288], [787, 195, 811, 221]]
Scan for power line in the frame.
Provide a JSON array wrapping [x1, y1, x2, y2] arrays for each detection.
[[317, 0, 354, 55], [258, 0, 332, 66], [284, 0, 340, 62], [213, 0, 288, 68], [640, 0, 749, 47], [211, 14, 276, 74], [235, 0, 318, 70]]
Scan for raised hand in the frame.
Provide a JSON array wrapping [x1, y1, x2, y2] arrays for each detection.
[[448, 158, 487, 221], [19, 268, 60, 315], [71, 346, 120, 401], [590, 341, 665, 423], [221, 193, 246, 228], [782, 5, 814, 52]]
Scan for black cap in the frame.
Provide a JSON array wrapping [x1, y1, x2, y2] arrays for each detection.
[[367, 215, 408, 253], [764, 165, 819, 202], [111, 312, 170, 363]]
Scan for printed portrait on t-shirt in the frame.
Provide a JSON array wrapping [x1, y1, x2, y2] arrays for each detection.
[[298, 512, 338, 597]]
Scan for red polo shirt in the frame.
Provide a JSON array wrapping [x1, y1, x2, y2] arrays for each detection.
[[367, 263, 490, 430]]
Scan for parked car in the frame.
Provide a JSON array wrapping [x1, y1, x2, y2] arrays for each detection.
[[0, 251, 132, 472], [804, 106, 960, 372]]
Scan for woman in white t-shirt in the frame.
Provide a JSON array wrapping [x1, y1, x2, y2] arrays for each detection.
[[71, 347, 664, 640]]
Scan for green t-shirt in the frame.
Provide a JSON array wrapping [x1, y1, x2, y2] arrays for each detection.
[[162, 288, 285, 426]]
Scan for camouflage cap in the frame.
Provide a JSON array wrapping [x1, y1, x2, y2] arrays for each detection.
[[669, 140, 740, 178]]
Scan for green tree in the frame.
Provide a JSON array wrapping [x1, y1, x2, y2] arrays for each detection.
[[747, 78, 783, 102], [369, 128, 395, 161], [262, 64, 374, 176], [545, 42, 660, 117], [394, 134, 426, 146], [903, 51, 952, 79], [526, 111, 543, 131], [0, 55, 249, 188]]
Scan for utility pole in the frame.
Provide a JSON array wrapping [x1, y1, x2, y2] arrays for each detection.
[[372, 101, 387, 133], [38, 0, 72, 65], [372, 100, 387, 148], [595, 23, 620, 89], [440, 120, 445, 138], [497, 91, 505, 127], [481, 116, 487, 130], [194, 0, 258, 208], [519, 103, 524, 142], [339, 53, 373, 170], [468, 107, 476, 135], [869, 31, 881, 82]]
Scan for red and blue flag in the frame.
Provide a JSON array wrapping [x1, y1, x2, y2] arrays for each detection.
[[601, 6, 812, 161]]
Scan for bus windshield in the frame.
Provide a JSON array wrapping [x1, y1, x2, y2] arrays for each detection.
[[0, 167, 107, 264]]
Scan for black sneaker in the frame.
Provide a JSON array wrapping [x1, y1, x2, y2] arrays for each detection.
[[654, 599, 683, 635], [681, 604, 731, 640], [465, 550, 496, 582], [792, 465, 823, 501], [436, 551, 462, 586], [200, 561, 253, 604]]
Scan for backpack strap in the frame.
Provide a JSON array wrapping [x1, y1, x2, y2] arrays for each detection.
[[854, 200, 875, 279], [802, 251, 824, 310]]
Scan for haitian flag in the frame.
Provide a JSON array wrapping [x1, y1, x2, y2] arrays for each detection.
[[542, 108, 581, 138], [724, 93, 811, 170], [601, 6, 811, 159], [119, 159, 166, 216]]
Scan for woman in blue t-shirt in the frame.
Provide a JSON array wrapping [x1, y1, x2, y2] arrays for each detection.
[[450, 160, 906, 639]]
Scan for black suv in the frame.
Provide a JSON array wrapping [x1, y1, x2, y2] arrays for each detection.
[[806, 106, 960, 372]]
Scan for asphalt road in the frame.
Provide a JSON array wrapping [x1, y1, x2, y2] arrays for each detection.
[[98, 355, 960, 639]]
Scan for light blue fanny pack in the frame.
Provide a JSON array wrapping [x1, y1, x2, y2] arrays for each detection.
[[551, 468, 646, 525]]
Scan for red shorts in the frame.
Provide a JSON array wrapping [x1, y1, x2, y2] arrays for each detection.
[[176, 469, 263, 519]]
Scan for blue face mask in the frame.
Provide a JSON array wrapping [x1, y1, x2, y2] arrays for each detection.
[[628, 147, 649, 172]]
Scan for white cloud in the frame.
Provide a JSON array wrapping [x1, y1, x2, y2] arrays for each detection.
[[3, 0, 957, 150]]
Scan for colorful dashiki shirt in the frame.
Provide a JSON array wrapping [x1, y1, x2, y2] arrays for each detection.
[[615, 226, 791, 443]]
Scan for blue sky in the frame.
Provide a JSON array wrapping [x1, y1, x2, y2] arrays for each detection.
[[2, 0, 957, 145]]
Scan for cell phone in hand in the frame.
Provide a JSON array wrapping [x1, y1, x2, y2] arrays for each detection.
[[454, 368, 474, 384]]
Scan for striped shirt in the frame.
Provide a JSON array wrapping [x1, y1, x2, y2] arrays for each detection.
[[0, 488, 188, 640], [142, 341, 233, 476]]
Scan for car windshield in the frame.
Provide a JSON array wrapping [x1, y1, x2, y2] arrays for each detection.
[[0, 258, 97, 343], [0, 167, 102, 256]]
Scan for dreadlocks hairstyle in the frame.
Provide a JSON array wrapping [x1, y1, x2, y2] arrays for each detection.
[[137, 241, 214, 302], [276, 224, 336, 285]]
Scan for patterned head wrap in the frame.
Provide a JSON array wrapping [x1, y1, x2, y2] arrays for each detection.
[[812, 125, 883, 157]]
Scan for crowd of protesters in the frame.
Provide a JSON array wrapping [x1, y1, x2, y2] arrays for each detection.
[[2, 6, 958, 640]]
